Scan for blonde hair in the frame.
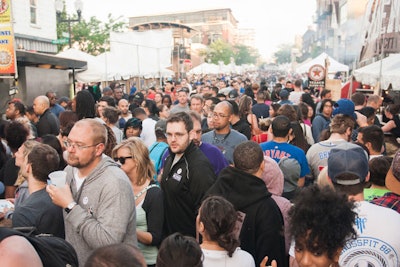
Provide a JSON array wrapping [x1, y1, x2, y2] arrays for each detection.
[[112, 137, 155, 186], [14, 140, 41, 186]]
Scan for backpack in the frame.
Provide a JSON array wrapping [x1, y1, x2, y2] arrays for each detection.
[[0, 227, 79, 267]]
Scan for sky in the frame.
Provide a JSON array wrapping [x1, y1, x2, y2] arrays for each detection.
[[69, 0, 316, 59]]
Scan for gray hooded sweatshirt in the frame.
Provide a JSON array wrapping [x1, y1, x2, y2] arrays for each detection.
[[64, 155, 137, 265]]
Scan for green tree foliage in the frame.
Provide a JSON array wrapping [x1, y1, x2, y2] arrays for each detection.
[[233, 44, 258, 65], [57, 14, 126, 55], [273, 44, 293, 64], [199, 39, 259, 65]]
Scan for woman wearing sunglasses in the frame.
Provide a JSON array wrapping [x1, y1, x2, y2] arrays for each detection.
[[112, 137, 164, 267]]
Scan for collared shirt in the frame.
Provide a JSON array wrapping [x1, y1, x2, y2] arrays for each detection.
[[371, 192, 400, 214]]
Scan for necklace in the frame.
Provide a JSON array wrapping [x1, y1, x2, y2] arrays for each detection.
[[213, 130, 231, 144]]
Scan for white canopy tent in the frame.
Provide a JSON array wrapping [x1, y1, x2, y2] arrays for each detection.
[[353, 53, 400, 89], [188, 62, 220, 75], [296, 52, 349, 74]]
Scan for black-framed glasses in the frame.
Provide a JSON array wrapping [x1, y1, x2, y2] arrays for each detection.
[[64, 141, 100, 150], [114, 156, 133, 165]]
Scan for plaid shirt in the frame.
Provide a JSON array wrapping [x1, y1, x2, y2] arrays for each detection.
[[371, 192, 400, 214]]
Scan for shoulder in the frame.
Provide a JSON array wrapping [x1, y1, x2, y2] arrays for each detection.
[[230, 129, 247, 140]]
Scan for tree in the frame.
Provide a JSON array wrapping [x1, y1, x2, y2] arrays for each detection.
[[57, 14, 127, 55], [233, 44, 258, 65], [273, 44, 293, 64], [200, 39, 234, 65]]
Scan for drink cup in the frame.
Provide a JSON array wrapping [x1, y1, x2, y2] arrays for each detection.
[[48, 171, 67, 187]]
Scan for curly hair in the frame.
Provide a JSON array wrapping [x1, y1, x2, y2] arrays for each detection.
[[199, 196, 240, 257], [289, 185, 357, 260]]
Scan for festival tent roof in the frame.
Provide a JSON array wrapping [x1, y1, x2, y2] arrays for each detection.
[[296, 52, 349, 74], [353, 53, 400, 89], [188, 62, 220, 75]]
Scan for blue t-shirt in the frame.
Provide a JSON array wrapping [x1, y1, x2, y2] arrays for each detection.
[[260, 141, 310, 177]]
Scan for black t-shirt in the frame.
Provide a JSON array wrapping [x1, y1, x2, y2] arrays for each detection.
[[252, 103, 270, 120], [232, 118, 251, 140]]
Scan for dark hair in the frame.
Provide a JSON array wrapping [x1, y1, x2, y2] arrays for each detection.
[[142, 99, 159, 116], [385, 103, 400, 115], [289, 185, 357, 261], [11, 101, 26, 116], [358, 106, 376, 120], [298, 102, 309, 121], [359, 125, 384, 152], [329, 114, 355, 135], [156, 233, 203, 267], [233, 141, 263, 174], [290, 121, 310, 153], [99, 96, 116, 107], [40, 135, 67, 170], [319, 99, 334, 114], [333, 173, 367, 196], [161, 94, 172, 108], [102, 106, 121, 125], [103, 124, 116, 157], [75, 90, 96, 119], [277, 104, 297, 122], [272, 115, 291, 137], [131, 107, 147, 117], [300, 93, 316, 113], [294, 79, 302, 87], [28, 144, 60, 183], [368, 156, 392, 187], [227, 100, 239, 116], [320, 89, 331, 99], [166, 112, 193, 132], [351, 92, 366, 106], [59, 111, 79, 137], [5, 121, 29, 151], [85, 244, 146, 267], [270, 103, 281, 118], [199, 196, 239, 257]]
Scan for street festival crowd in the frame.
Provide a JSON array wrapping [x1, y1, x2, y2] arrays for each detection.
[[0, 69, 400, 267]]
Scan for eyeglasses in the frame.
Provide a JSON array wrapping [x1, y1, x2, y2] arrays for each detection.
[[113, 156, 133, 165], [212, 113, 230, 119], [64, 141, 99, 150]]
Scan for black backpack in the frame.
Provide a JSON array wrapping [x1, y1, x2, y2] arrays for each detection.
[[0, 228, 79, 267]]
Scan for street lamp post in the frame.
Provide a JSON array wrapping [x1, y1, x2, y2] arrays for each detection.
[[55, 0, 83, 94]]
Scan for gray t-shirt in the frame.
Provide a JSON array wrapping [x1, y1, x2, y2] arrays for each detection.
[[202, 129, 247, 164]]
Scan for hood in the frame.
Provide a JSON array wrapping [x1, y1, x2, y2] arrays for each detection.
[[65, 155, 119, 186], [207, 166, 271, 211], [261, 156, 284, 196]]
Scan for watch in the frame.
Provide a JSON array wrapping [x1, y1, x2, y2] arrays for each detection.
[[65, 201, 77, 214]]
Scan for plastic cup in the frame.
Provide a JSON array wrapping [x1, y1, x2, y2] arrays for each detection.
[[48, 171, 67, 187]]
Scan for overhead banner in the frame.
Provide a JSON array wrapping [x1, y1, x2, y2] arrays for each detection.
[[308, 64, 326, 89], [0, 0, 16, 76]]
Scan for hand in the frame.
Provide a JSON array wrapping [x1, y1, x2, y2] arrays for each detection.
[[46, 184, 74, 209], [260, 256, 277, 267]]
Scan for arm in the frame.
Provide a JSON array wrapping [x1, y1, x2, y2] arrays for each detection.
[[381, 120, 396, 132], [248, 114, 261, 136], [141, 187, 164, 246]]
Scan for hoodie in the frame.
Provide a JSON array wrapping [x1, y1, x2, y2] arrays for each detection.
[[206, 166, 287, 267], [64, 156, 137, 265]]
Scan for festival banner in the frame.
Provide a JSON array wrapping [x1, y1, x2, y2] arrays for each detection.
[[0, 0, 11, 24], [0, 25, 16, 75]]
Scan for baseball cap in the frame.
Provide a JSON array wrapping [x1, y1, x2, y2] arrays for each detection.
[[385, 150, 400, 195], [134, 92, 144, 101], [228, 89, 239, 100], [279, 89, 289, 98], [155, 119, 167, 134], [125, 118, 142, 129], [328, 143, 369, 185], [332, 99, 357, 119]]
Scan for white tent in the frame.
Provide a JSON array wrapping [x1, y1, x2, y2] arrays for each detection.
[[188, 62, 220, 75], [56, 48, 116, 82], [353, 53, 400, 89], [296, 52, 349, 74]]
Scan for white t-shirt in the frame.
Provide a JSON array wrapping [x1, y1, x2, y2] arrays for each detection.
[[140, 118, 157, 147], [202, 247, 255, 267], [339, 201, 400, 266], [289, 201, 400, 266]]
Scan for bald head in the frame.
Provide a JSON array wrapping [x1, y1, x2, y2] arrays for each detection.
[[33, 95, 50, 115]]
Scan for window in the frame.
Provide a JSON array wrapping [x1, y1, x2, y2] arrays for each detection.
[[30, 0, 37, 24]]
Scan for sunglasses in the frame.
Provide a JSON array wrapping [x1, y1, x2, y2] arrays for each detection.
[[113, 156, 133, 165]]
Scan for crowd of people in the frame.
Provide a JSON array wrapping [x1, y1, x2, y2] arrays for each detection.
[[0, 74, 399, 267]]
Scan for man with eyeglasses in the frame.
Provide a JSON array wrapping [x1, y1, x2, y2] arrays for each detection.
[[46, 119, 137, 265], [201, 101, 247, 164], [161, 112, 215, 238]]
